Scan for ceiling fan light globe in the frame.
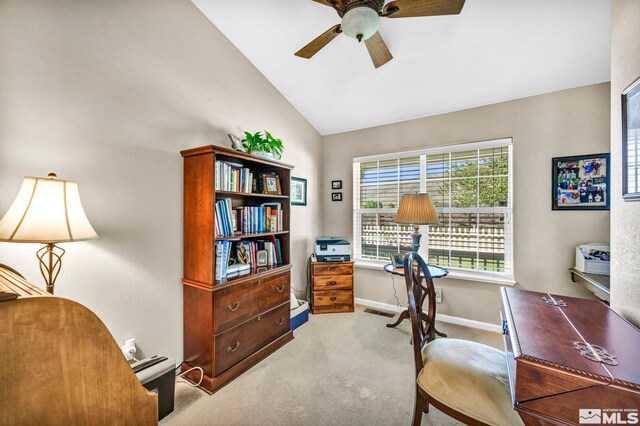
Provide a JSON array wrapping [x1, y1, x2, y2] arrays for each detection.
[[341, 6, 380, 42]]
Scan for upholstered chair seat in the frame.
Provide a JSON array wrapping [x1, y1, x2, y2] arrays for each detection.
[[418, 338, 524, 426]]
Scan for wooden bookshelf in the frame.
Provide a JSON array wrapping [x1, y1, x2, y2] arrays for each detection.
[[180, 145, 293, 393]]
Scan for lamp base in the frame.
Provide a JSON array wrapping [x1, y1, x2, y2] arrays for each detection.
[[411, 225, 422, 253], [36, 243, 65, 294]]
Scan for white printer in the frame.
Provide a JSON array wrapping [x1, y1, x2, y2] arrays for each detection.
[[315, 237, 351, 262]]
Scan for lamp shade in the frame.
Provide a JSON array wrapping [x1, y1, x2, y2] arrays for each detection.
[[341, 6, 380, 41], [395, 194, 439, 226], [0, 174, 97, 243]]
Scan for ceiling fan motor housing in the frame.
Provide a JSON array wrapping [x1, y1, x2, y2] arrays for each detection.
[[341, 4, 380, 42]]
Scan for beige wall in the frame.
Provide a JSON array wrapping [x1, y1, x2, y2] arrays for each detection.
[[0, 0, 322, 362], [610, 0, 640, 326], [322, 83, 611, 325]]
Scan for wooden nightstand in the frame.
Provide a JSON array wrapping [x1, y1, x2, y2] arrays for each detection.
[[310, 259, 354, 314]]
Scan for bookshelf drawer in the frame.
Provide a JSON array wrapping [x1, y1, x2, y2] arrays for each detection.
[[312, 263, 353, 276], [214, 302, 290, 376], [313, 275, 352, 291], [213, 271, 290, 334], [312, 290, 353, 307]]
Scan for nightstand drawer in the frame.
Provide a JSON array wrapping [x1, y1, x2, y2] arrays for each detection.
[[313, 275, 352, 291], [313, 290, 353, 307], [312, 263, 353, 276], [312, 304, 354, 314]]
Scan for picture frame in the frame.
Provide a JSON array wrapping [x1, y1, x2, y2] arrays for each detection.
[[228, 134, 246, 153], [291, 177, 307, 206], [262, 174, 281, 195], [390, 253, 404, 268], [551, 153, 610, 211], [332, 192, 342, 202], [256, 250, 268, 267], [622, 76, 640, 201], [331, 180, 342, 190]]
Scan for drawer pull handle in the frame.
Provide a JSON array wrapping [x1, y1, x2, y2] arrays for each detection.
[[329, 281, 337, 286], [274, 285, 285, 293], [227, 341, 240, 353], [276, 317, 285, 326], [227, 301, 240, 312], [330, 296, 337, 301], [329, 267, 336, 271], [257, 280, 263, 285]]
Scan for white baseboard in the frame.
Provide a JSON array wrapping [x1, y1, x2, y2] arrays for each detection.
[[354, 297, 502, 334]]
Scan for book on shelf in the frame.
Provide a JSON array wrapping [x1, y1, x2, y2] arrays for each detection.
[[215, 160, 253, 193], [215, 200, 283, 238], [214, 240, 233, 281]]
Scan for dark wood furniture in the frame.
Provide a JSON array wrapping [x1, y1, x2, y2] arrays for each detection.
[[404, 253, 521, 426], [569, 267, 610, 303], [383, 263, 447, 332], [501, 287, 640, 425], [0, 265, 158, 425], [180, 145, 294, 393], [310, 259, 354, 314]]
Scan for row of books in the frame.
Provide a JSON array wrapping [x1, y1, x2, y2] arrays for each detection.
[[214, 238, 283, 281], [215, 199, 283, 237], [215, 161, 253, 193]]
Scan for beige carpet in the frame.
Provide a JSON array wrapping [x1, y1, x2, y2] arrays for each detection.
[[162, 308, 503, 426]]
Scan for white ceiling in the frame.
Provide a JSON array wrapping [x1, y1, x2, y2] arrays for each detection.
[[193, 0, 611, 135]]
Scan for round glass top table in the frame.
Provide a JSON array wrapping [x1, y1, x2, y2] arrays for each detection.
[[383, 263, 449, 278], [383, 262, 449, 334]]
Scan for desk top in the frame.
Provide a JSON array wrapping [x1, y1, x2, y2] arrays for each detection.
[[569, 267, 610, 302], [383, 263, 448, 278], [501, 287, 640, 424]]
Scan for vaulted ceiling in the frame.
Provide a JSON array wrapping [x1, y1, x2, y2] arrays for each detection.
[[193, 0, 611, 135]]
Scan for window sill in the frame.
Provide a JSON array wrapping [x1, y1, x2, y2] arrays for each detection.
[[354, 260, 516, 286]]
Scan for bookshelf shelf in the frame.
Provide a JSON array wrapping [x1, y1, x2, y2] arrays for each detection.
[[181, 144, 293, 394], [214, 231, 289, 241], [215, 190, 289, 199]]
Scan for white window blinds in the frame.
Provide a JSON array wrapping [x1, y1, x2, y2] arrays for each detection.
[[353, 138, 513, 281]]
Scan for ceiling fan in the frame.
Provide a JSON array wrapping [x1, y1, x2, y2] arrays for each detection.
[[295, 0, 466, 69]]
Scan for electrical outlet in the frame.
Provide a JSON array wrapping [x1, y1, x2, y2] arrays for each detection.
[[121, 338, 136, 361], [435, 287, 443, 304]]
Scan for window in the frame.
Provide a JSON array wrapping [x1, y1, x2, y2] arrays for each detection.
[[353, 138, 513, 282]]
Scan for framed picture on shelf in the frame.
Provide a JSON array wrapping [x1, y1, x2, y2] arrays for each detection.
[[551, 153, 610, 211], [262, 174, 281, 195], [228, 134, 246, 153], [291, 177, 307, 206], [332, 192, 342, 202], [622, 76, 640, 201], [331, 180, 342, 190], [256, 250, 268, 267]]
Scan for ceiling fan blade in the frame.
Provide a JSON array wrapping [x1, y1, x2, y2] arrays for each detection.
[[295, 24, 342, 59], [365, 32, 393, 69], [383, 0, 465, 18]]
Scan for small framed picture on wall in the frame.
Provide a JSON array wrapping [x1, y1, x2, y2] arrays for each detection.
[[290, 177, 307, 206], [331, 180, 342, 190], [332, 192, 342, 202], [551, 153, 610, 210]]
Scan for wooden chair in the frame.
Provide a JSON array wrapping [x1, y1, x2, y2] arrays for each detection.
[[0, 264, 158, 425], [403, 252, 522, 426]]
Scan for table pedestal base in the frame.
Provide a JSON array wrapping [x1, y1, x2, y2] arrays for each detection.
[[386, 310, 448, 338]]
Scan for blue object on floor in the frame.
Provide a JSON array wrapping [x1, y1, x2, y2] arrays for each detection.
[[291, 300, 309, 330]]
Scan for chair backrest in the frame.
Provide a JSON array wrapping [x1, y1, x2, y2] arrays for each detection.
[[0, 265, 158, 425], [403, 252, 438, 378]]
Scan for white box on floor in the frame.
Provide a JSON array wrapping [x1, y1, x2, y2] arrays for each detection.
[[575, 243, 610, 275]]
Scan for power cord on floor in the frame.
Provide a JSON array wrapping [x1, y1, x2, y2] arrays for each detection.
[[175, 365, 205, 387]]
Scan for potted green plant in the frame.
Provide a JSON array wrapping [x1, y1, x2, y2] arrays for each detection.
[[242, 131, 284, 160]]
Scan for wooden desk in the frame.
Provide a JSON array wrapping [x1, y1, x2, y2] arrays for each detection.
[[501, 288, 640, 425], [569, 267, 610, 303]]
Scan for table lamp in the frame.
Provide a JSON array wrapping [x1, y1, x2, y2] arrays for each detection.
[[395, 193, 439, 252], [0, 173, 98, 294]]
